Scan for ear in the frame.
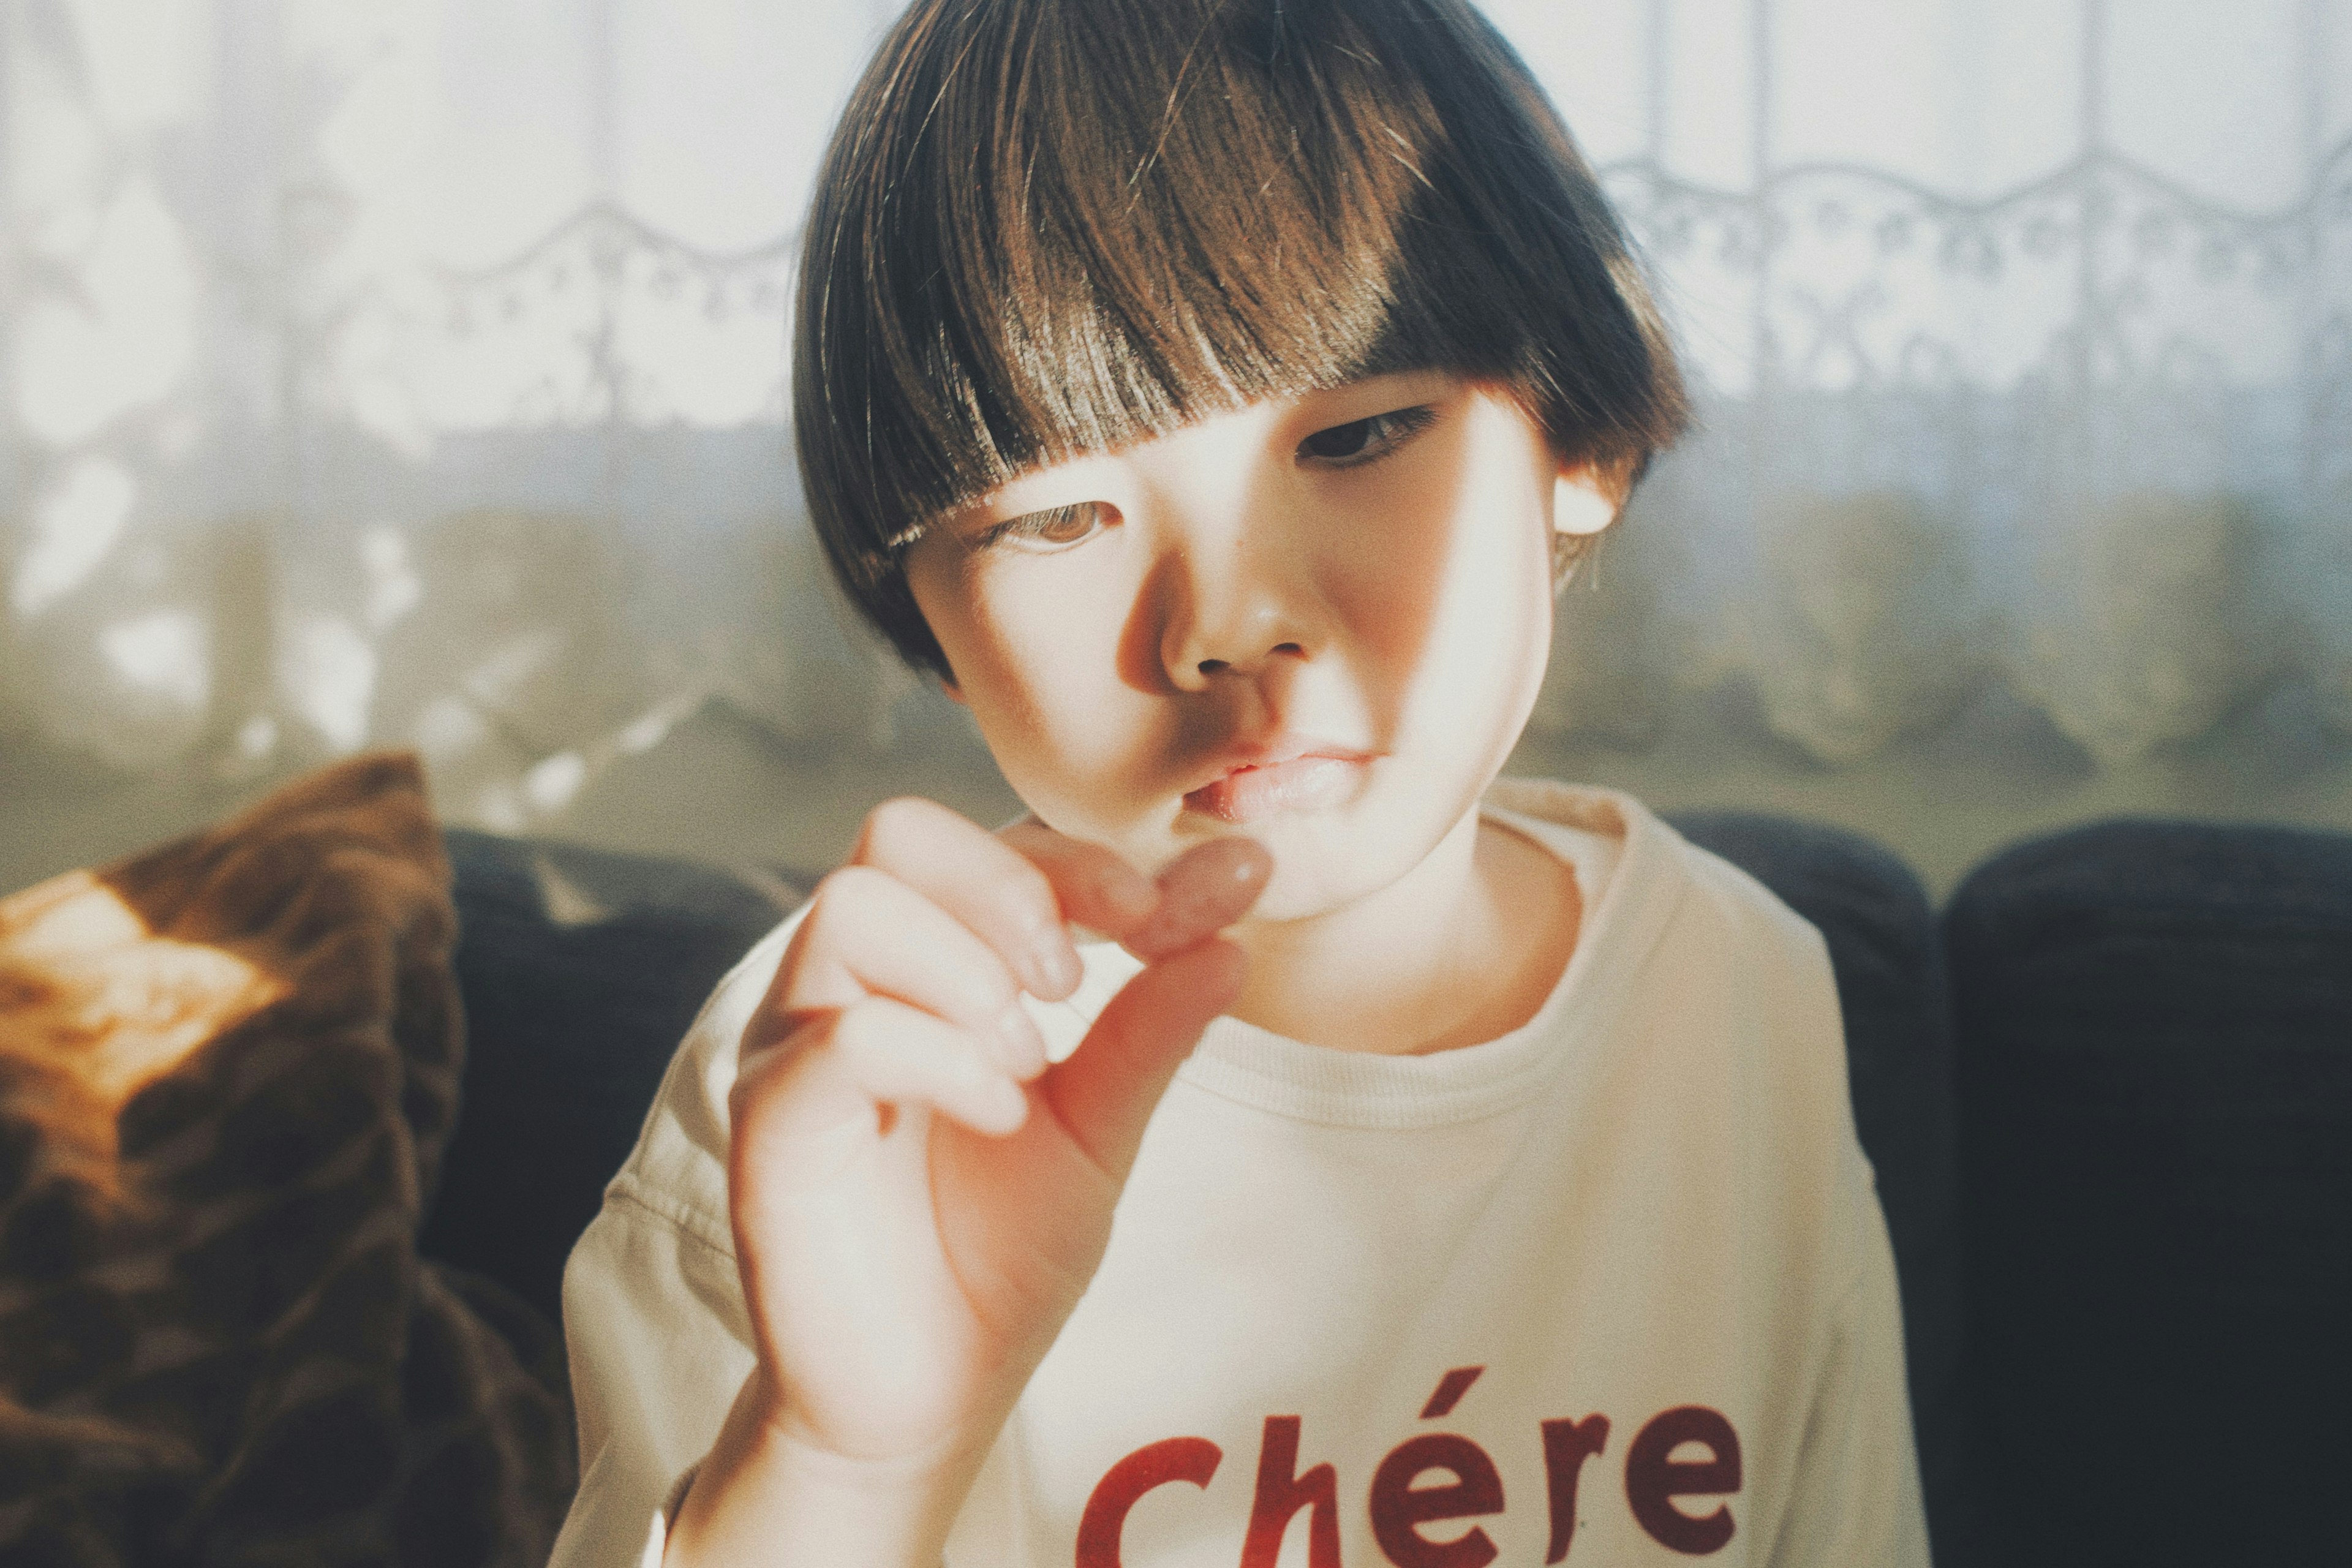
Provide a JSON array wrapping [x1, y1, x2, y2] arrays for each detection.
[[1553, 465, 1619, 537]]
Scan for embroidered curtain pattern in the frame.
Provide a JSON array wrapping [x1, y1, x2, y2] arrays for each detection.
[[2, 0, 2346, 854]]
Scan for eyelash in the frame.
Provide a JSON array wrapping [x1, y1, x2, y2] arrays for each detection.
[[1295, 404, 1439, 467], [973, 502, 1105, 553], [970, 404, 1439, 552]]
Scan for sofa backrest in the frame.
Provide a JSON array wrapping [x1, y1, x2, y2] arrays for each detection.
[[1945, 818, 2352, 1568], [420, 830, 798, 1327]]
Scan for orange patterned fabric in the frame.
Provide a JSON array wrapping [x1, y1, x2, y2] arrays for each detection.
[[0, 753, 575, 1566]]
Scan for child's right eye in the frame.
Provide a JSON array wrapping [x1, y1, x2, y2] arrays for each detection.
[[975, 500, 1110, 552]]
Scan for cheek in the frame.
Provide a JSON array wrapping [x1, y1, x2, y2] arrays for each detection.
[[1324, 404, 1556, 708], [1432, 537, 1553, 742], [929, 566, 1162, 818], [1335, 487, 1554, 725]]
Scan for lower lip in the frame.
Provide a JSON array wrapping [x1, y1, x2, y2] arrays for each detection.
[[1182, 756, 1366, 824]]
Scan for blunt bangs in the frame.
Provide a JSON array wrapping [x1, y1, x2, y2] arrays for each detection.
[[795, 0, 1689, 675]]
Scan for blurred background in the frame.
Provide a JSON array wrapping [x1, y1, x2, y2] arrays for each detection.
[[2, 0, 2347, 897]]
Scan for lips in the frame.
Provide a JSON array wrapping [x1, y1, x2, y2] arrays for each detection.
[[1181, 746, 1371, 824]]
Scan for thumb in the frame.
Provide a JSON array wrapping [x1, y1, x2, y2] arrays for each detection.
[[1041, 938, 1246, 1183]]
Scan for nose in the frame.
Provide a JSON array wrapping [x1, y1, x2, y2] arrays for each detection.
[[1159, 519, 1324, 691]]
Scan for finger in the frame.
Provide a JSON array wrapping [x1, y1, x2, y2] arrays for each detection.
[[1123, 837, 1274, 961], [782, 865, 1049, 1078], [997, 818, 1158, 937], [828, 995, 1030, 1137], [853, 797, 1102, 1000], [1042, 940, 1246, 1182]]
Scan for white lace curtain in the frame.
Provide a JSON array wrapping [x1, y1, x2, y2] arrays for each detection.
[[4, 0, 2348, 861]]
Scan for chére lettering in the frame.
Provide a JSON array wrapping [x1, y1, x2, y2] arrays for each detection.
[[1368, 1433, 1506, 1568], [1539, 1414, 1611, 1563], [1244, 1416, 1342, 1568], [1076, 1368, 1742, 1566], [1077, 1436, 1222, 1567], [1623, 1406, 1743, 1555]]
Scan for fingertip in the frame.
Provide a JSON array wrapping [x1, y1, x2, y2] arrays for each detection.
[[990, 1000, 1050, 1080], [1180, 841, 1272, 930], [1185, 834, 1273, 894], [1022, 926, 1085, 1000], [1228, 842, 1273, 907], [1125, 838, 1274, 959], [967, 1073, 1030, 1137], [988, 1076, 1032, 1134], [1003, 818, 1150, 907]]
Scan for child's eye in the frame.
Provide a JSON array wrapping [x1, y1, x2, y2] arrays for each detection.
[[977, 500, 1110, 552], [1296, 405, 1438, 467]]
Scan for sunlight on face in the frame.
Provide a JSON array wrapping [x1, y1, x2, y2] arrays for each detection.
[[906, 373, 1608, 922]]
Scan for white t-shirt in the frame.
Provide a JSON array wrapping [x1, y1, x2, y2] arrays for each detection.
[[549, 781, 1929, 1567]]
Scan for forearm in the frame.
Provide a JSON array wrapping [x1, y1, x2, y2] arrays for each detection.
[[663, 1366, 985, 1568]]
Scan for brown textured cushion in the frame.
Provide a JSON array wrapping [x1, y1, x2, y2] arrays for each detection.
[[0, 753, 575, 1566]]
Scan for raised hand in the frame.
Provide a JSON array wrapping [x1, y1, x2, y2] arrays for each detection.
[[668, 797, 1268, 1566]]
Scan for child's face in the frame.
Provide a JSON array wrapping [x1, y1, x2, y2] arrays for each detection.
[[905, 371, 1608, 922]]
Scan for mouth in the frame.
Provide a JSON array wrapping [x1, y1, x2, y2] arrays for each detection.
[[1180, 744, 1373, 825]]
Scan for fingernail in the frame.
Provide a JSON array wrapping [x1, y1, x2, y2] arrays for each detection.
[[992, 1001, 1045, 1076], [1027, 930, 1082, 997], [1131, 839, 1272, 958]]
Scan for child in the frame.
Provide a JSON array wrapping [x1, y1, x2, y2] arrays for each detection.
[[552, 0, 1929, 1563]]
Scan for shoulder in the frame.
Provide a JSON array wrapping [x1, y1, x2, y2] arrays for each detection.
[[1486, 776, 1833, 981], [1491, 775, 1866, 1207], [1488, 779, 1849, 1147]]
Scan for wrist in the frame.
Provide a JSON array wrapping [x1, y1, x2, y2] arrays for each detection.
[[665, 1367, 987, 1568]]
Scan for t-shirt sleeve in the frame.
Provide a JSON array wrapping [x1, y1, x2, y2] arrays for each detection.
[[543, 919, 792, 1568], [545, 1182, 757, 1568], [1768, 1144, 1934, 1567]]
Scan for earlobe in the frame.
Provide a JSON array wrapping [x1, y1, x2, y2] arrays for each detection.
[[1553, 468, 1618, 537]]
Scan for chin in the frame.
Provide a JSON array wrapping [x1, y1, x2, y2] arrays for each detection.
[[1188, 806, 1427, 924]]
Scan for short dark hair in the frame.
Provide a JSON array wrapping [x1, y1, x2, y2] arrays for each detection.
[[794, 0, 1687, 677]]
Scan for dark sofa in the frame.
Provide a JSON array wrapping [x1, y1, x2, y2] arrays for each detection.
[[418, 812, 2352, 1568]]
